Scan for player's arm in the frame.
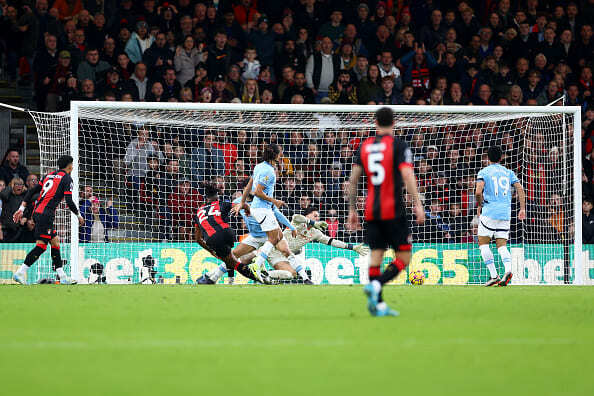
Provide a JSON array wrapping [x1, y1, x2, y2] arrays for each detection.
[[514, 181, 526, 220], [232, 178, 252, 215], [347, 164, 364, 229], [400, 165, 425, 224], [193, 225, 218, 258], [274, 206, 295, 231], [13, 183, 42, 223], [253, 181, 284, 207], [475, 179, 485, 216], [315, 231, 370, 255]]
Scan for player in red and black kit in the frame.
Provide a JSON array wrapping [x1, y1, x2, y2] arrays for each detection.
[[193, 182, 259, 284], [348, 107, 425, 316], [12, 155, 85, 285]]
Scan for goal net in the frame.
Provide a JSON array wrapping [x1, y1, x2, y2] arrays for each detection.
[[18, 103, 583, 285]]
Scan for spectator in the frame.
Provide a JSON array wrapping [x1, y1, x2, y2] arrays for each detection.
[[124, 20, 154, 64], [212, 74, 234, 103], [282, 71, 314, 104], [419, 9, 446, 50], [328, 69, 358, 105], [319, 9, 344, 43], [46, 50, 73, 111], [239, 46, 261, 83], [352, 54, 368, 82], [522, 70, 544, 101], [76, 47, 110, 85], [33, 34, 59, 111], [583, 197, 594, 244], [191, 131, 225, 183], [241, 78, 260, 103], [378, 50, 402, 90], [123, 127, 164, 193], [100, 37, 117, 66], [79, 196, 119, 243], [130, 62, 148, 101], [169, 179, 201, 241], [174, 35, 204, 86], [537, 80, 563, 105], [276, 65, 295, 103], [206, 29, 235, 79], [305, 36, 339, 103], [161, 67, 181, 100], [145, 81, 165, 102], [400, 44, 437, 98], [142, 32, 174, 77], [375, 76, 401, 105], [357, 64, 382, 104], [0, 177, 26, 243], [0, 149, 29, 185]]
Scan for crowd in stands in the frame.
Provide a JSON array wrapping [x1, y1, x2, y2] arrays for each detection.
[[1, 0, 594, 244], [0, 148, 119, 242]]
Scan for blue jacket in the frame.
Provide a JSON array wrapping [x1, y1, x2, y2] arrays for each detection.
[[125, 32, 155, 64], [399, 50, 437, 85], [79, 201, 119, 242]]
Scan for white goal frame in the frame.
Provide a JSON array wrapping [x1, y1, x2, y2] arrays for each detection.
[[67, 101, 583, 284]]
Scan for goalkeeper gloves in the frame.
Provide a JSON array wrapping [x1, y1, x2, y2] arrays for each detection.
[[292, 214, 307, 225], [313, 221, 328, 231], [353, 244, 370, 256]]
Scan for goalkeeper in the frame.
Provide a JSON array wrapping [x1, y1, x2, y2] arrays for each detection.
[[242, 207, 369, 282]]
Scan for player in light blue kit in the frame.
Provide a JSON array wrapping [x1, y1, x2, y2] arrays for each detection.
[[232, 144, 302, 283], [475, 146, 526, 286], [200, 192, 298, 284]]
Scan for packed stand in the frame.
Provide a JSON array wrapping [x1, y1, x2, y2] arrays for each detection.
[[0, 0, 593, 243]]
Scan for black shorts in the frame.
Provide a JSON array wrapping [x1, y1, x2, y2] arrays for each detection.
[[33, 213, 57, 242], [365, 218, 412, 252], [205, 228, 236, 258]]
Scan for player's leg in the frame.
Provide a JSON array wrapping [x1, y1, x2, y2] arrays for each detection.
[[495, 238, 512, 286], [13, 238, 48, 285], [270, 261, 297, 279], [49, 236, 77, 284], [14, 214, 52, 284], [478, 216, 500, 286], [273, 238, 311, 283], [249, 208, 281, 280]]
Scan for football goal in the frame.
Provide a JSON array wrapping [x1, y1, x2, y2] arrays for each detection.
[[15, 102, 585, 285]]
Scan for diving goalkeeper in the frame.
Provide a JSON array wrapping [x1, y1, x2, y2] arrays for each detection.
[[241, 207, 369, 282]]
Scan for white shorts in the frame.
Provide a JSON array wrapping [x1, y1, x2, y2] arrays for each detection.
[[240, 234, 268, 249], [478, 215, 510, 240], [250, 207, 280, 232]]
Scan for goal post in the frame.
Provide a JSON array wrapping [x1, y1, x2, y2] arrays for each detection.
[[24, 102, 585, 285]]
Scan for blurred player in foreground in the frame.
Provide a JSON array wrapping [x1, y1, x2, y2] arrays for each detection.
[[475, 146, 526, 286], [12, 155, 84, 285], [240, 207, 369, 283], [193, 182, 259, 284], [348, 107, 425, 317]]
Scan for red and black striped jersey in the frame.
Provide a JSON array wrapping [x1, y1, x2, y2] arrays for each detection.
[[355, 134, 413, 221], [34, 170, 74, 216], [193, 200, 232, 238]]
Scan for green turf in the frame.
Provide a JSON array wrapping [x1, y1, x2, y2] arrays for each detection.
[[1, 285, 593, 396]]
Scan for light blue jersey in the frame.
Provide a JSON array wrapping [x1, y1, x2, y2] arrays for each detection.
[[250, 161, 276, 209], [233, 198, 294, 238], [477, 164, 519, 221]]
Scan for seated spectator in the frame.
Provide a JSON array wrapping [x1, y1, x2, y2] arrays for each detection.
[[583, 197, 594, 244], [116, 53, 134, 80], [537, 80, 563, 105], [143, 32, 174, 77], [174, 35, 204, 86], [161, 67, 181, 100], [79, 196, 119, 243], [375, 76, 401, 105], [191, 131, 225, 183], [145, 81, 165, 102], [123, 127, 164, 195], [337, 43, 356, 71], [76, 47, 111, 85], [240, 46, 261, 82], [328, 69, 358, 104], [0, 177, 26, 243], [130, 62, 148, 101], [212, 74, 234, 103], [98, 67, 135, 99], [169, 179, 201, 241], [125, 21, 154, 64], [0, 149, 29, 185], [282, 71, 314, 104], [358, 64, 382, 104], [378, 50, 402, 90], [241, 78, 260, 103], [399, 84, 415, 105], [522, 70, 545, 101]]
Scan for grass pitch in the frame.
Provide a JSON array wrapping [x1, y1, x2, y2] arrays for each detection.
[[1, 285, 592, 396]]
